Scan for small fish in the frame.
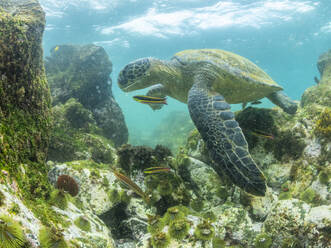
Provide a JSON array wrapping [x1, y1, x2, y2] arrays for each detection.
[[133, 95, 167, 105], [112, 170, 150, 203], [54, 46, 60, 52], [144, 166, 171, 174], [250, 130, 274, 140], [250, 100, 262, 105]]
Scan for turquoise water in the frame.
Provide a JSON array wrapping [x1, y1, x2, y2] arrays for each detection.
[[40, 0, 331, 146]]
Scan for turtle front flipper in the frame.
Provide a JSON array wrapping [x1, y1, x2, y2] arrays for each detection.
[[188, 81, 266, 196], [267, 91, 297, 114], [146, 84, 169, 110]]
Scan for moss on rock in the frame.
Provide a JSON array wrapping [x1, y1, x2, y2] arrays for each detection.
[[74, 216, 91, 232], [0, 0, 51, 188], [47, 99, 116, 163], [45, 44, 128, 146]]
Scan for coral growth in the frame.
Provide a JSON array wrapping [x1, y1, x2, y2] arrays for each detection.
[[56, 174, 79, 197]]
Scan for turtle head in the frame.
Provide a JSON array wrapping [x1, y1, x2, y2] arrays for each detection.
[[118, 57, 160, 92]]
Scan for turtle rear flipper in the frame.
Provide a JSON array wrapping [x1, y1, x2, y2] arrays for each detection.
[[188, 81, 266, 196]]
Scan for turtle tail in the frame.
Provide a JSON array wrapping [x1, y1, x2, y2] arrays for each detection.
[[188, 81, 266, 196]]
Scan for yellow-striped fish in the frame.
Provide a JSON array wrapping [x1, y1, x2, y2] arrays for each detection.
[[250, 130, 274, 140], [112, 170, 150, 203], [133, 95, 167, 105], [143, 166, 171, 174], [54, 46, 60, 52]]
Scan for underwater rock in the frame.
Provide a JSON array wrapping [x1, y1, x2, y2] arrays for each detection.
[[305, 205, 331, 229], [45, 44, 128, 146], [0, 0, 51, 166], [0, 184, 41, 247], [301, 83, 331, 107], [48, 161, 120, 215], [317, 49, 331, 84], [262, 199, 309, 246], [179, 156, 232, 208], [262, 199, 331, 247], [304, 138, 322, 158], [301, 49, 331, 107], [47, 98, 118, 163], [212, 203, 260, 246], [117, 144, 172, 173]]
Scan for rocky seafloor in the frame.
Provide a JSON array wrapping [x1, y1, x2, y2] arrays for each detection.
[[0, 0, 330, 248]]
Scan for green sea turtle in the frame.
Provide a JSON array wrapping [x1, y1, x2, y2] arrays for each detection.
[[118, 49, 297, 196]]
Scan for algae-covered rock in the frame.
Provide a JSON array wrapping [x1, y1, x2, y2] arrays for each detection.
[[47, 98, 118, 163], [301, 83, 331, 107], [0, 0, 51, 169], [212, 203, 259, 246], [178, 156, 231, 208], [317, 49, 331, 84], [48, 161, 120, 215], [262, 199, 310, 246], [45, 44, 128, 146], [301, 49, 331, 107]]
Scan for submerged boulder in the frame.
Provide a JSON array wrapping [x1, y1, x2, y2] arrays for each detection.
[[45, 44, 128, 146], [317, 49, 331, 84], [0, 0, 51, 167], [301, 49, 331, 107]]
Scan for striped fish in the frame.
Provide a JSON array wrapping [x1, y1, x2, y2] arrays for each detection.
[[133, 95, 167, 105], [112, 170, 150, 203], [143, 166, 171, 174]]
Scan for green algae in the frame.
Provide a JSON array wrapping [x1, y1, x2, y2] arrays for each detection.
[[74, 216, 91, 232], [48, 101, 115, 163], [299, 187, 317, 204], [147, 215, 166, 235], [278, 191, 292, 200], [318, 167, 330, 185], [50, 189, 70, 210], [0, 190, 5, 206]]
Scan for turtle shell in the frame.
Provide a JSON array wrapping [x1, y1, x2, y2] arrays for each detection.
[[172, 49, 283, 104]]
